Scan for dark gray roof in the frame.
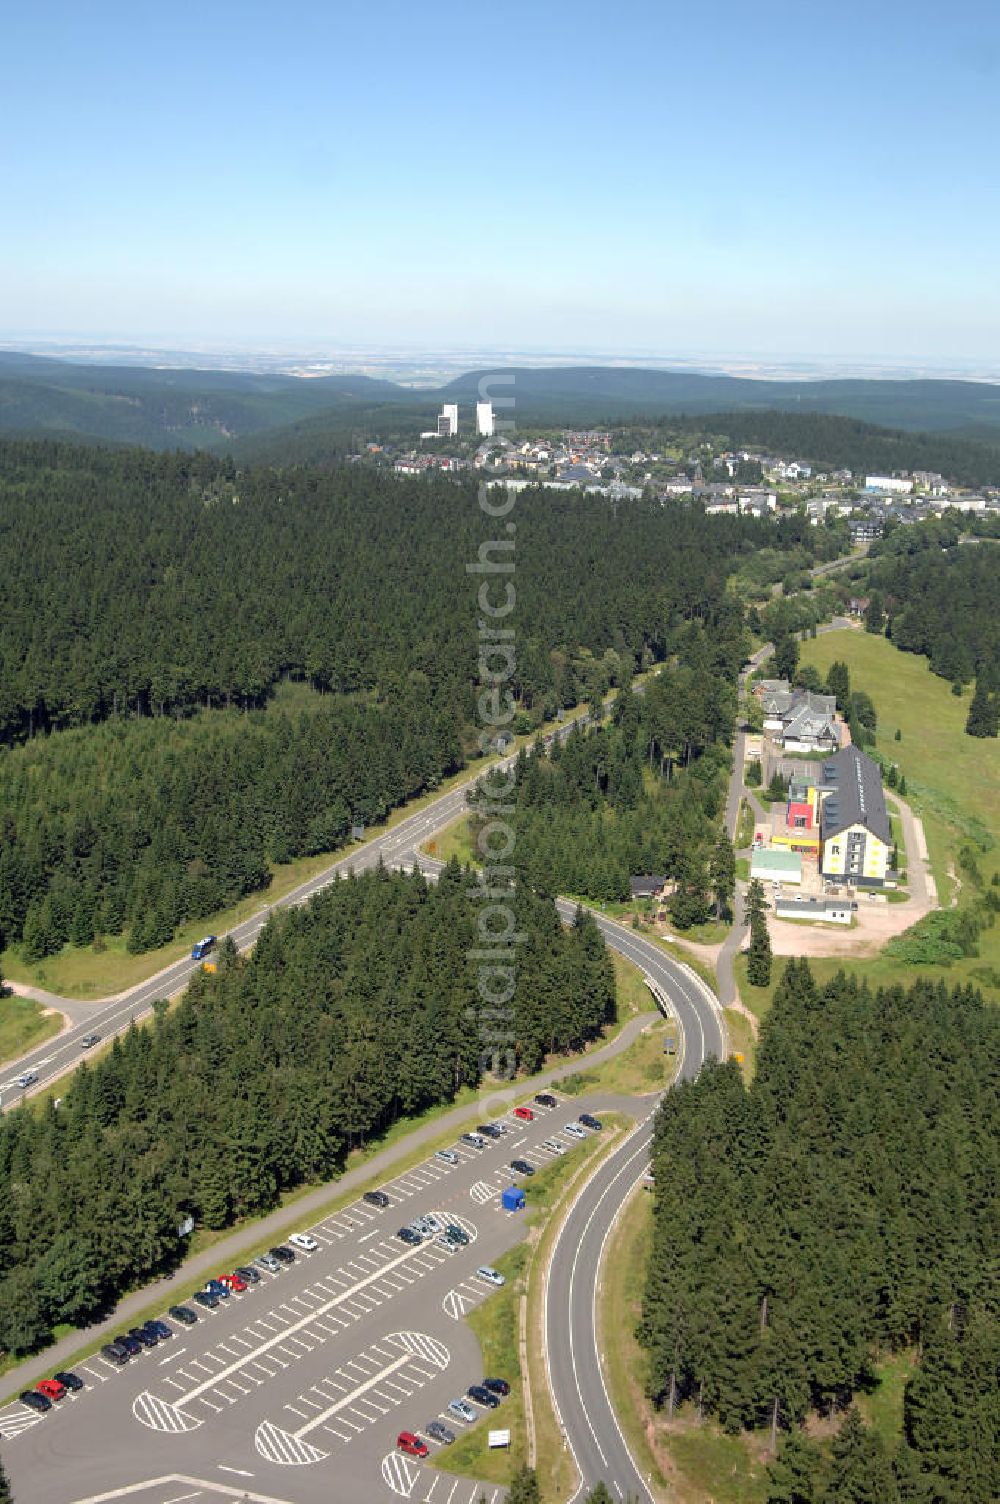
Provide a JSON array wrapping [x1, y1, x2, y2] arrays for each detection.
[[630, 875, 666, 897], [819, 746, 891, 845]]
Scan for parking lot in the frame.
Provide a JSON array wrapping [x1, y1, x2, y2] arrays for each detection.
[[2, 1092, 612, 1504]]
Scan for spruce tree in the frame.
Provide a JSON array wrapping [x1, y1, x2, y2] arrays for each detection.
[[0, 1452, 12, 1504], [507, 1467, 540, 1504], [965, 678, 998, 738], [710, 831, 737, 918]]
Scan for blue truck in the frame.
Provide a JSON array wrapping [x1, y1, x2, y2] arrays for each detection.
[[191, 935, 217, 961]]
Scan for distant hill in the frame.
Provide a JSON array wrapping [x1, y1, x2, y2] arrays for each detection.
[[0, 351, 402, 449], [438, 366, 1000, 432], [2, 350, 1000, 452]]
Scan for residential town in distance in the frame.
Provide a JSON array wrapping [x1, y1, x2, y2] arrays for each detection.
[[362, 402, 1000, 526]]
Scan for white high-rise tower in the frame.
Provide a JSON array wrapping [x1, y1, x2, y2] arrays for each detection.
[[476, 402, 495, 437], [437, 403, 459, 436]]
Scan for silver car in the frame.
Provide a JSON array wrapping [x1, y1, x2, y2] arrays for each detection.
[[448, 1398, 477, 1424], [435, 1149, 459, 1165]]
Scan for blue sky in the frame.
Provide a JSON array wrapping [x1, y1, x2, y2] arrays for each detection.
[[3, 0, 999, 362]]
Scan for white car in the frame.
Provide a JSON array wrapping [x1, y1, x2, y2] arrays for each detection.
[[542, 1138, 566, 1154], [413, 1214, 442, 1237], [435, 1149, 459, 1165], [476, 1265, 505, 1287], [288, 1232, 319, 1253], [448, 1398, 477, 1424], [437, 1233, 458, 1253], [563, 1123, 586, 1139]]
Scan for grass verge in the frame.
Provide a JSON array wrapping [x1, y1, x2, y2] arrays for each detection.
[[558, 1015, 675, 1098], [431, 1116, 631, 1491], [0, 992, 62, 1066]]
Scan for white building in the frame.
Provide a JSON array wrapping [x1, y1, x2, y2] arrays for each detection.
[[865, 475, 913, 494], [476, 402, 495, 437], [437, 404, 459, 437]]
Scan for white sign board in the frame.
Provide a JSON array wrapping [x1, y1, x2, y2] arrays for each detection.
[[488, 1429, 511, 1449]]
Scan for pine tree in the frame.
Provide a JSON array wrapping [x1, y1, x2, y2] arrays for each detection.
[[710, 831, 736, 919], [965, 678, 998, 738], [506, 1466, 540, 1504], [0, 1451, 12, 1504], [826, 660, 851, 713], [824, 1408, 900, 1504], [767, 1428, 823, 1503]]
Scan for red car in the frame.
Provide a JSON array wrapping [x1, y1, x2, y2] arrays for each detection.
[[219, 1273, 248, 1294], [36, 1379, 66, 1402], [514, 1105, 534, 1122], [397, 1431, 429, 1458]]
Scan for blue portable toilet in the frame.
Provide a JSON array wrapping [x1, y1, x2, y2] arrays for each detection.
[[502, 1185, 526, 1213]]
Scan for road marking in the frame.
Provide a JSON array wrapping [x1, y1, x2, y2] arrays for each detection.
[[132, 1390, 203, 1434], [217, 1466, 253, 1477], [381, 1450, 421, 1497], [158, 1347, 188, 1365], [143, 1237, 436, 1419]]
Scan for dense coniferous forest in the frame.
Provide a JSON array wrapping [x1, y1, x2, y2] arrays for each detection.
[[0, 440, 792, 952], [0, 685, 463, 956], [0, 439, 780, 744], [865, 525, 1000, 698], [640, 960, 999, 1503], [0, 865, 614, 1353], [469, 640, 738, 911]]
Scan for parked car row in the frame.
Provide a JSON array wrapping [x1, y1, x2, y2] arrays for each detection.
[[17, 1369, 85, 1414], [397, 1375, 511, 1455], [396, 1217, 470, 1250]]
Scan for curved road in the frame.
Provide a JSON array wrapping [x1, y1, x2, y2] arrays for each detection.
[[1, 690, 730, 1504], [543, 921, 724, 1504]]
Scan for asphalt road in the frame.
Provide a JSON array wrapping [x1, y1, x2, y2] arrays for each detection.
[[0, 682, 729, 1504], [1, 1088, 646, 1504], [0, 717, 586, 1109], [543, 925, 725, 1504]]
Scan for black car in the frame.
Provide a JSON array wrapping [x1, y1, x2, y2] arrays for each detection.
[[483, 1377, 510, 1396], [397, 1226, 422, 1246], [363, 1190, 390, 1208], [468, 1384, 500, 1409], [20, 1389, 52, 1414], [115, 1333, 143, 1357], [270, 1245, 296, 1265], [579, 1113, 602, 1131], [130, 1325, 157, 1348], [192, 1289, 219, 1311], [53, 1370, 84, 1393], [476, 1123, 501, 1139], [148, 1318, 173, 1340], [234, 1264, 261, 1284], [101, 1341, 130, 1365], [534, 1093, 557, 1108], [509, 1159, 535, 1176], [444, 1223, 469, 1246], [169, 1304, 198, 1325]]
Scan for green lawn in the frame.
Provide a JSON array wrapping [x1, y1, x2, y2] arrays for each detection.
[[797, 631, 1000, 1002], [857, 1348, 916, 1450], [0, 992, 62, 1066]]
